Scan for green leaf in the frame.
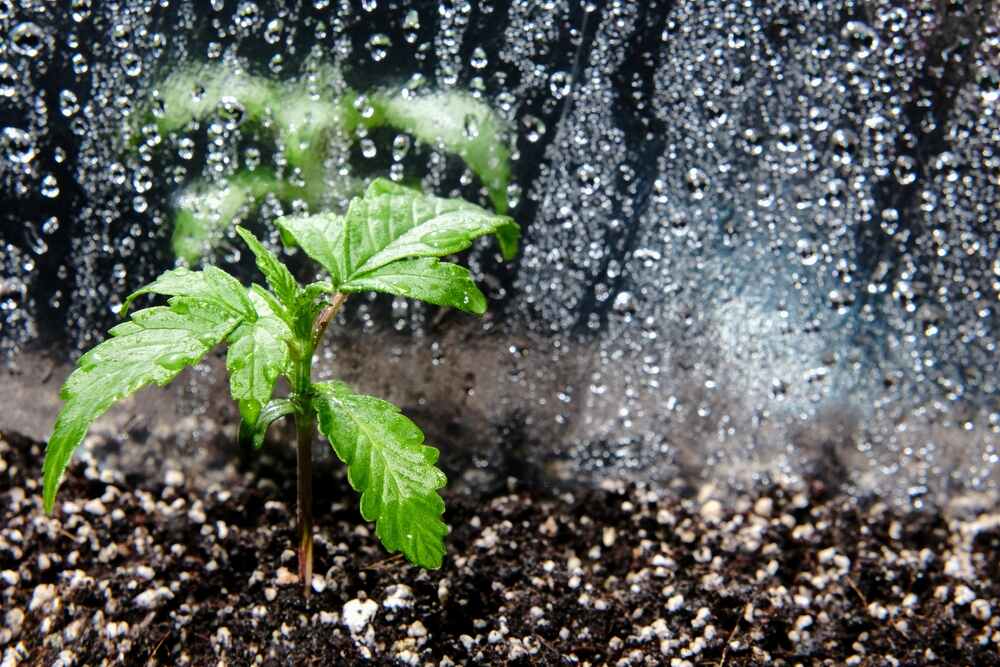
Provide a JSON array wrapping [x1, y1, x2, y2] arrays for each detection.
[[123, 266, 256, 321], [311, 381, 448, 569], [239, 398, 296, 449], [226, 314, 292, 425], [277, 180, 519, 295], [234, 226, 300, 310], [43, 299, 240, 512], [275, 212, 348, 285], [341, 258, 487, 314], [348, 179, 519, 270]]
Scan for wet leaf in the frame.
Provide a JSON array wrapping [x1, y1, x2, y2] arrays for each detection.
[[311, 380, 448, 569], [43, 299, 240, 512]]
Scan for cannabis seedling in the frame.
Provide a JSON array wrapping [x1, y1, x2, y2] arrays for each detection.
[[43, 178, 519, 595]]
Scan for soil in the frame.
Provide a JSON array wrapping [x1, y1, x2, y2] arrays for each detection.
[[2, 430, 999, 666]]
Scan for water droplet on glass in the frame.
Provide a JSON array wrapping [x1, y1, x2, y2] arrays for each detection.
[[109, 162, 127, 187], [392, 134, 411, 161], [522, 114, 546, 143], [121, 52, 142, 78], [10, 23, 46, 58], [59, 90, 80, 117], [684, 167, 709, 200], [830, 128, 858, 166], [360, 137, 377, 159], [234, 1, 260, 30], [796, 238, 818, 266], [72, 53, 88, 75], [549, 71, 572, 99], [23, 221, 47, 254], [841, 20, 879, 59], [264, 18, 283, 44], [894, 155, 917, 185], [470, 47, 488, 70], [217, 97, 246, 128], [132, 165, 153, 193], [177, 136, 195, 161], [577, 163, 599, 195], [40, 174, 59, 198], [366, 33, 391, 62], [70, 0, 92, 23], [2, 127, 35, 163], [0, 62, 18, 98]]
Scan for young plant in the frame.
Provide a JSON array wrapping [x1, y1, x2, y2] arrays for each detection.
[[42, 178, 519, 595]]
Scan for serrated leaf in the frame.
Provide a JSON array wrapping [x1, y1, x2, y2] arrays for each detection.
[[226, 315, 292, 425], [235, 226, 300, 310], [347, 179, 519, 270], [43, 301, 240, 513], [275, 212, 348, 285], [341, 258, 487, 314], [123, 266, 256, 321], [276, 180, 519, 297], [311, 381, 447, 569]]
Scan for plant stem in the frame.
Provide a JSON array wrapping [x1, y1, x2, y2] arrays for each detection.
[[292, 292, 347, 599], [295, 409, 315, 598], [312, 291, 348, 349]]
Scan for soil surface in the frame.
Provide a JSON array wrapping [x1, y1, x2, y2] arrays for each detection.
[[2, 430, 999, 666]]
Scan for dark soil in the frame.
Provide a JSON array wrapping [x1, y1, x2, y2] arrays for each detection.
[[2, 431, 999, 666]]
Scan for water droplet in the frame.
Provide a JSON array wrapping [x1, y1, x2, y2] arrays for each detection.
[[10, 23, 46, 58], [264, 18, 283, 44], [360, 138, 377, 159], [59, 90, 80, 117], [577, 163, 599, 195], [522, 115, 546, 143], [72, 53, 88, 75], [70, 0, 91, 23], [841, 20, 879, 59], [392, 134, 411, 161], [366, 33, 391, 62], [177, 136, 195, 161], [0, 62, 19, 98], [549, 71, 572, 99], [361, 0, 377, 10], [121, 52, 142, 78], [217, 97, 246, 128], [403, 9, 420, 30], [830, 128, 858, 166], [40, 174, 59, 198], [132, 165, 153, 193], [23, 221, 47, 254], [234, 1, 260, 30], [796, 238, 818, 266], [2, 127, 35, 164], [470, 47, 488, 70], [894, 155, 917, 185], [684, 167, 709, 200], [109, 162, 127, 187]]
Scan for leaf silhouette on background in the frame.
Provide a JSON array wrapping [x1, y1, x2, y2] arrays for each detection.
[[138, 63, 514, 264]]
